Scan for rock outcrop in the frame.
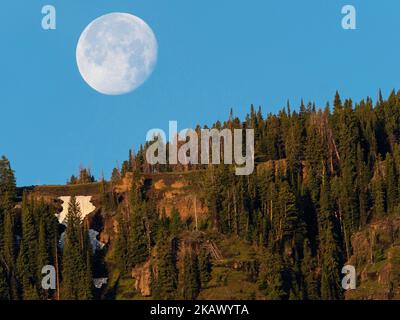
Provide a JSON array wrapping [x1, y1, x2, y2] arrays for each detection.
[[132, 260, 152, 297], [346, 216, 400, 299]]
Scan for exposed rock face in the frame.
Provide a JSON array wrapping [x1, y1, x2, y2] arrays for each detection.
[[26, 175, 212, 298], [114, 172, 208, 220], [29, 171, 209, 226], [257, 159, 288, 176], [132, 260, 152, 297], [346, 216, 400, 300], [131, 232, 224, 298]]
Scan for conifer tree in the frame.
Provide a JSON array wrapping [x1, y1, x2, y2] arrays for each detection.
[[258, 251, 286, 300], [114, 212, 130, 273], [319, 179, 343, 300], [0, 156, 16, 253], [301, 239, 319, 300], [37, 219, 50, 299], [372, 166, 386, 217], [198, 249, 212, 287], [0, 262, 10, 300], [17, 192, 39, 299], [181, 250, 201, 300], [170, 207, 181, 236], [128, 209, 148, 267], [61, 196, 92, 300], [385, 153, 398, 213], [81, 223, 94, 300], [154, 234, 177, 300], [3, 211, 18, 299]]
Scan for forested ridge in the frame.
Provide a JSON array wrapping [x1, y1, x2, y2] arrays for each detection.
[[1, 90, 400, 300]]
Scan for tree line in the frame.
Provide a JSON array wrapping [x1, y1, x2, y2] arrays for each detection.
[[0, 157, 94, 299], [2, 89, 400, 299], [113, 90, 400, 299]]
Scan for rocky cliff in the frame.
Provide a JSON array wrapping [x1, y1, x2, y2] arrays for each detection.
[[346, 216, 400, 299]]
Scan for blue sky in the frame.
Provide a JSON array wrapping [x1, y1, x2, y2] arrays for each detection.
[[1, 0, 400, 186]]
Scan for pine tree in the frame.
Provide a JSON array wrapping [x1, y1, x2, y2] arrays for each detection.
[[80, 223, 93, 300], [181, 249, 201, 300], [337, 100, 360, 256], [170, 207, 181, 236], [0, 261, 10, 300], [154, 235, 177, 300], [301, 239, 319, 300], [198, 249, 212, 287], [372, 161, 386, 217], [258, 251, 286, 300], [17, 192, 39, 299], [128, 206, 148, 266], [385, 153, 398, 213], [114, 212, 130, 273], [319, 179, 343, 300], [278, 181, 303, 248], [111, 167, 121, 184], [61, 196, 92, 300], [0, 156, 16, 255], [37, 219, 50, 299], [128, 184, 149, 267]]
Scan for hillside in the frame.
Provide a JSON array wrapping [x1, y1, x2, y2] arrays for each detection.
[[3, 91, 400, 300], [14, 167, 400, 301]]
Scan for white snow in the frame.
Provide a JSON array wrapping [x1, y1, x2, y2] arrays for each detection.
[[56, 196, 105, 252], [59, 229, 105, 253], [93, 278, 108, 289], [56, 196, 96, 225], [89, 229, 105, 251]]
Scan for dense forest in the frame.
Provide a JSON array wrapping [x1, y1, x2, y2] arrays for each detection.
[[1, 90, 400, 300]]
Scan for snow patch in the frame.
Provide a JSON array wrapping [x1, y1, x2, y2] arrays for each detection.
[[56, 196, 96, 225], [59, 229, 105, 253], [56, 196, 105, 252], [89, 229, 105, 251], [93, 278, 108, 289]]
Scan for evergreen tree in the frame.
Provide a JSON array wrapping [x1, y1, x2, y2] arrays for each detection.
[[61, 196, 93, 300], [128, 205, 148, 266], [114, 212, 130, 273], [37, 219, 50, 299], [301, 239, 319, 300], [3, 211, 18, 299], [181, 250, 201, 300], [198, 249, 212, 287], [154, 235, 177, 299], [170, 207, 181, 236], [278, 181, 303, 249], [0, 156, 16, 254], [0, 262, 10, 300], [17, 192, 39, 299], [81, 223, 94, 300], [319, 179, 343, 300], [385, 153, 398, 213], [372, 161, 386, 217], [258, 251, 286, 300]]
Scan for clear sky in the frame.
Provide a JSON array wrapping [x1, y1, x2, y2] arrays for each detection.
[[1, 0, 400, 186]]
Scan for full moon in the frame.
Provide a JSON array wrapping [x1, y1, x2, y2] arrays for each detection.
[[76, 13, 158, 95]]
